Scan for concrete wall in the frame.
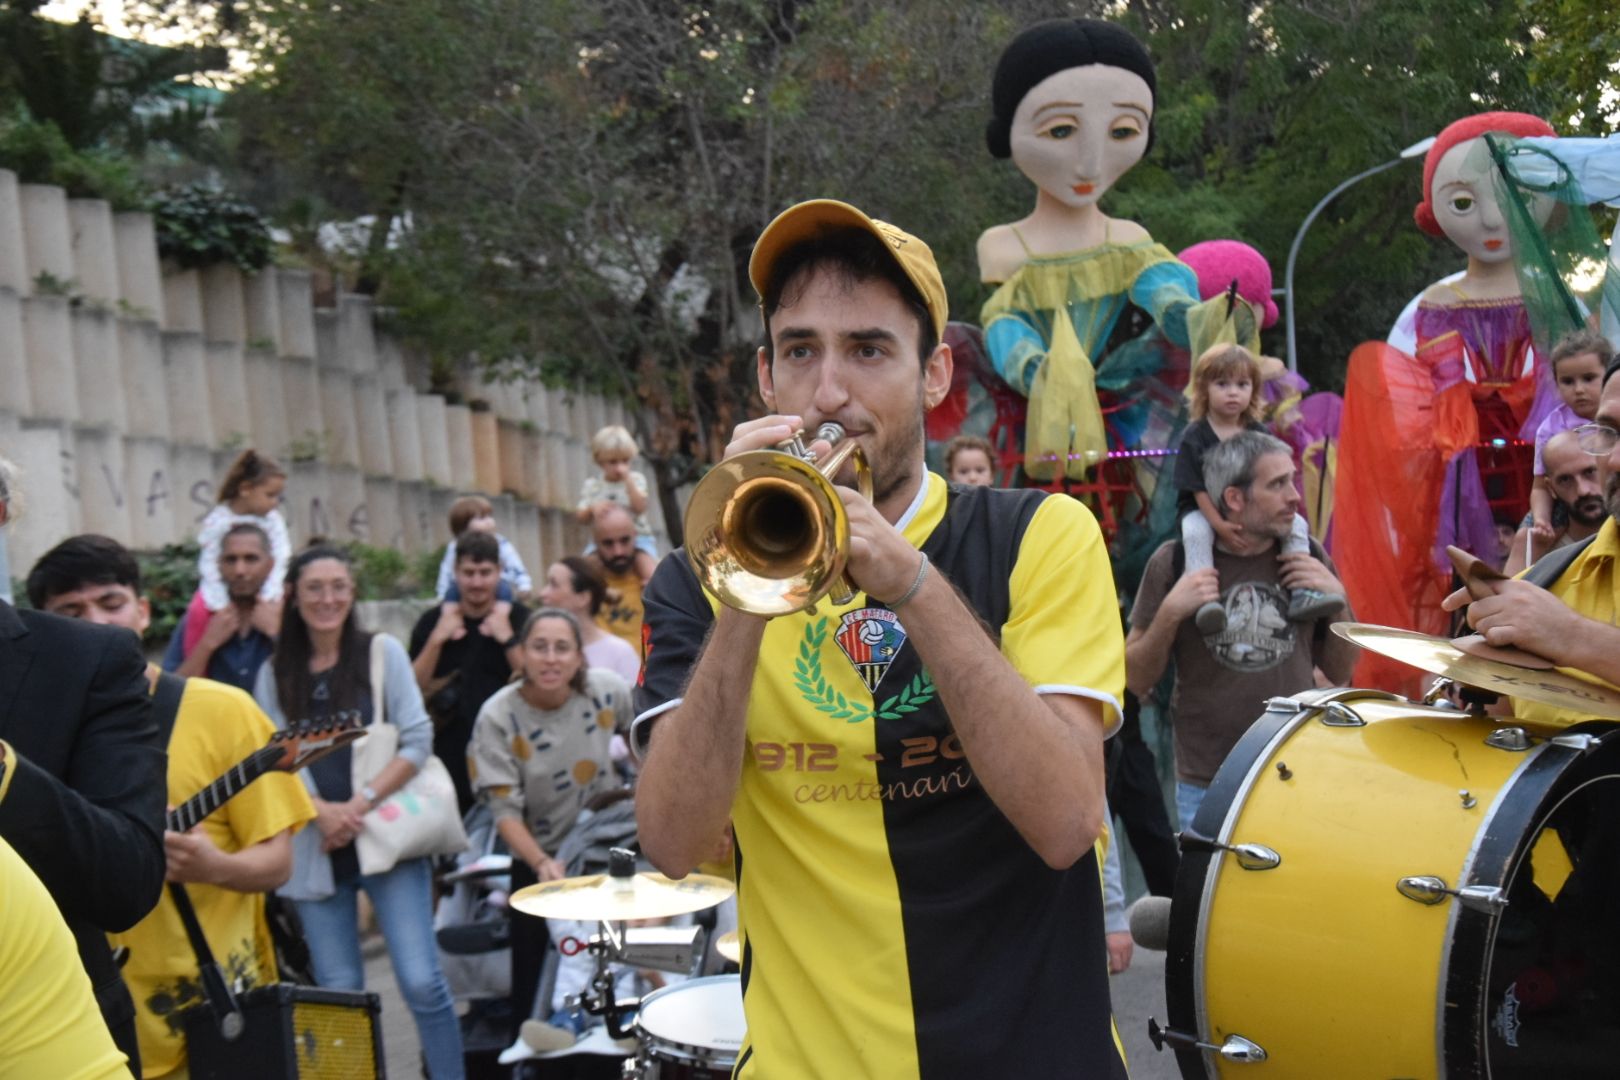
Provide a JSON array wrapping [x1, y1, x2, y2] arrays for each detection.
[[0, 169, 659, 585]]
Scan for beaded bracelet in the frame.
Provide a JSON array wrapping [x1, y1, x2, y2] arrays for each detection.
[[888, 553, 931, 610]]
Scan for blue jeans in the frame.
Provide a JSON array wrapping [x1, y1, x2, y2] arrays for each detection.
[[294, 857, 465, 1079], [1176, 781, 1208, 833]]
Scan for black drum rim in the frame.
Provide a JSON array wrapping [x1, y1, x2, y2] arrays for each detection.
[[1435, 736, 1576, 1077], [1453, 727, 1620, 1078]]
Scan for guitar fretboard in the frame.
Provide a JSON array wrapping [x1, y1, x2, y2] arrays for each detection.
[[168, 747, 282, 833], [164, 711, 361, 833]]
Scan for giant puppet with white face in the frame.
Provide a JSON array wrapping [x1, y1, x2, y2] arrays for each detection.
[[978, 18, 1253, 481], [1334, 111, 1565, 694], [1412, 113, 1560, 442]]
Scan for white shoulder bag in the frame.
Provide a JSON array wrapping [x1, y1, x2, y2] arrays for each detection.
[[353, 634, 468, 875]]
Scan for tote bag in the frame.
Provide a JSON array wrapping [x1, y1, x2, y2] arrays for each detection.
[[353, 634, 468, 875]]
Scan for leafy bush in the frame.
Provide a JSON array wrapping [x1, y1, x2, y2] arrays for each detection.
[[151, 183, 274, 271], [0, 113, 149, 209], [137, 542, 201, 650], [348, 541, 433, 601]]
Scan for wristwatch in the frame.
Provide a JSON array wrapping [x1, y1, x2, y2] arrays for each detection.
[[500, 634, 521, 650], [361, 784, 379, 809]]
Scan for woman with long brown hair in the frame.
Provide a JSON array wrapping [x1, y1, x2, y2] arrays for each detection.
[[253, 545, 465, 1078]]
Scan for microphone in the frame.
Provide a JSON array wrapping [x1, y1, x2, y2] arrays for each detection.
[[1128, 895, 1173, 951]]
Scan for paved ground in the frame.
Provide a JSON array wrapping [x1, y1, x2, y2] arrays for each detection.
[[364, 935, 1183, 1078]]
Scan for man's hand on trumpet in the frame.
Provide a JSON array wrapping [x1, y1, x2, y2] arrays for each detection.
[[837, 487, 927, 606], [723, 414, 829, 460]]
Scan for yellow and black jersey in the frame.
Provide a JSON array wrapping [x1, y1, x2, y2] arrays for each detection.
[[634, 473, 1126, 1079]]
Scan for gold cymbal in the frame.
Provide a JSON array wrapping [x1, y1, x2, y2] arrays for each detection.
[[509, 871, 735, 922], [715, 929, 741, 964], [1332, 622, 1620, 720]]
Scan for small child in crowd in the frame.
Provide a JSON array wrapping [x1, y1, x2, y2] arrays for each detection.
[[434, 494, 532, 601], [577, 425, 657, 585], [181, 449, 291, 652], [1173, 344, 1343, 634], [944, 434, 996, 487], [1529, 330, 1613, 546]]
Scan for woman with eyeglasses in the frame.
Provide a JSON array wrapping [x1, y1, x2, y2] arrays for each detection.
[[467, 607, 632, 1036], [253, 545, 465, 1078]]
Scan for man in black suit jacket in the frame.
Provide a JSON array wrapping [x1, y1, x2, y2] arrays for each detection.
[[0, 486, 166, 1074]]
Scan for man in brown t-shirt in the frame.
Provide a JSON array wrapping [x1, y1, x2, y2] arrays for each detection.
[[1126, 431, 1357, 829]]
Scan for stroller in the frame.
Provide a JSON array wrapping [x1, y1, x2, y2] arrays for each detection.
[[434, 802, 516, 1079]]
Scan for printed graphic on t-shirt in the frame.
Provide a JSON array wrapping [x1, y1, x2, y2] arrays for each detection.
[[1202, 581, 1294, 671], [834, 608, 907, 691]]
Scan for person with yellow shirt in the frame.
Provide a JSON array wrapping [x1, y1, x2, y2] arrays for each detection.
[[632, 200, 1126, 1077], [586, 503, 647, 658], [1444, 354, 1620, 725], [0, 835, 131, 1080], [27, 535, 315, 1080]]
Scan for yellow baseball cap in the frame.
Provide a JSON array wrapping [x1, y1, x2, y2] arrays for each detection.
[[747, 199, 948, 340]]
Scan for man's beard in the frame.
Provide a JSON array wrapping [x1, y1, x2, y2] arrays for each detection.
[[1607, 473, 1620, 525], [831, 403, 925, 507], [1570, 494, 1606, 528], [601, 551, 636, 575]]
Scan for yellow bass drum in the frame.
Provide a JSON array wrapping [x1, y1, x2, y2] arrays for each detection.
[[1161, 688, 1620, 1078]]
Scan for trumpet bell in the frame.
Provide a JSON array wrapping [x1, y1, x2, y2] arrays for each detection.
[[684, 449, 851, 617]]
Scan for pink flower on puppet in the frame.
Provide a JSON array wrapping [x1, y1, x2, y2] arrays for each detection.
[[1177, 239, 1279, 329]]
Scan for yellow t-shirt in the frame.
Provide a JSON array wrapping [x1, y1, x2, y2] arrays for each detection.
[[596, 566, 645, 658], [107, 677, 315, 1078], [635, 474, 1127, 1078], [0, 835, 130, 1080], [1512, 517, 1620, 729]]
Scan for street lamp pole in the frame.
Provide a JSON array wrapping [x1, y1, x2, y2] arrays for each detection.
[[1283, 136, 1436, 372]]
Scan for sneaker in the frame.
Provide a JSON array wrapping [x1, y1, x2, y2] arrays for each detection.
[[1286, 588, 1344, 623], [519, 1019, 577, 1054], [1194, 601, 1227, 635]]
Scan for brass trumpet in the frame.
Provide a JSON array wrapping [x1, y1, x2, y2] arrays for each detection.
[[684, 421, 871, 616]]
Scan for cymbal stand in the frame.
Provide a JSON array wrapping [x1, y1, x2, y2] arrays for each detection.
[[571, 919, 640, 1039]]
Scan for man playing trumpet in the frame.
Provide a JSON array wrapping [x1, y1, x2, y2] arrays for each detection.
[[633, 199, 1127, 1077]]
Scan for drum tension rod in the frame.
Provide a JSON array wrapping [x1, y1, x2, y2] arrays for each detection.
[[1147, 1018, 1267, 1063], [1396, 876, 1508, 914], [1178, 830, 1281, 871]]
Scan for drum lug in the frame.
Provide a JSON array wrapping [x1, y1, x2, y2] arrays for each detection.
[[1148, 1018, 1268, 1063], [1397, 875, 1508, 914], [1179, 831, 1282, 871], [1484, 727, 1532, 751], [1315, 701, 1366, 727]]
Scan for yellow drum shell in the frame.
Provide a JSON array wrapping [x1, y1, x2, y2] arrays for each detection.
[[1196, 697, 1526, 1078]]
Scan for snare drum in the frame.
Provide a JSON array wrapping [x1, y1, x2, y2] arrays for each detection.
[[629, 975, 744, 1079], [1165, 688, 1620, 1078]]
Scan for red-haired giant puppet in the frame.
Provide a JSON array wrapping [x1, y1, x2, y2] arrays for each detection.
[[1335, 111, 1562, 694]]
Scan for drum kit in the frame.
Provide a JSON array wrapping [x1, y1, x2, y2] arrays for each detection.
[[1150, 611, 1620, 1078], [508, 848, 744, 1079]]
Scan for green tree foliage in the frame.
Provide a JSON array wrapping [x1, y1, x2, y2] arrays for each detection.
[[133, 2, 1608, 492]]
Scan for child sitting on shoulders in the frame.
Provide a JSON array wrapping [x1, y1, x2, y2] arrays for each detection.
[[577, 425, 658, 585], [944, 434, 997, 487], [1174, 344, 1343, 634], [434, 494, 531, 601], [181, 449, 291, 652], [1529, 330, 1612, 546]]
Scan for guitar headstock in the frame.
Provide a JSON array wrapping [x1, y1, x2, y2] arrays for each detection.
[[267, 710, 366, 773]]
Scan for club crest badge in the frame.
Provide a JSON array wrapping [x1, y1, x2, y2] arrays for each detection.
[[834, 608, 907, 691]]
